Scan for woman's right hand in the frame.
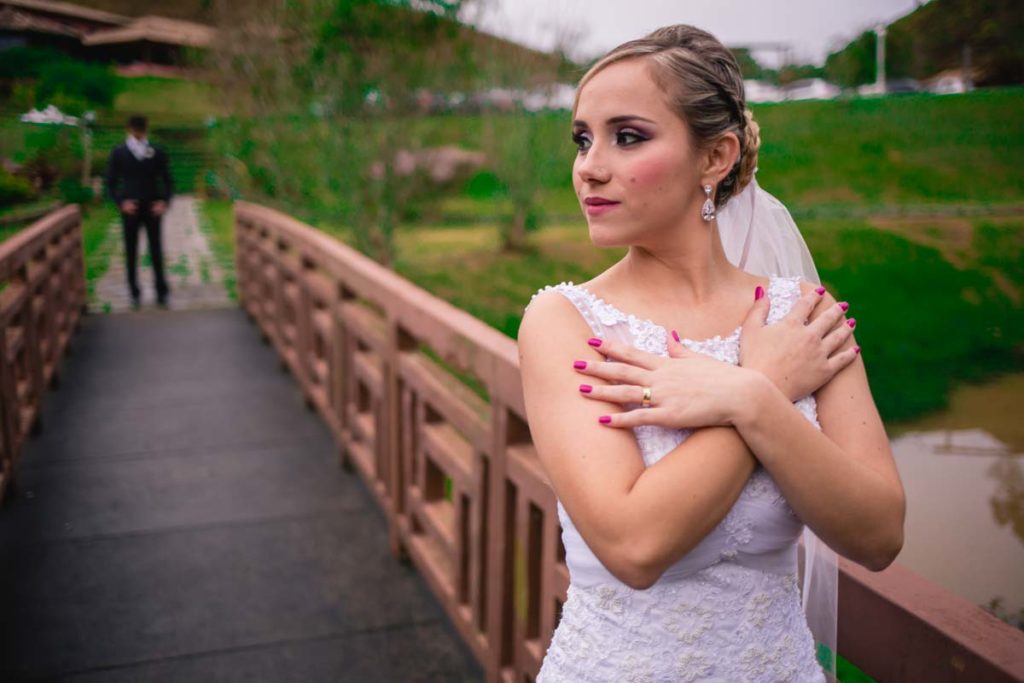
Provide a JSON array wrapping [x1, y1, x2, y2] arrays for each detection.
[[739, 284, 860, 402]]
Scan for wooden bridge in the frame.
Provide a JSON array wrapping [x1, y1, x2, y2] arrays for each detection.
[[1, 205, 1022, 682]]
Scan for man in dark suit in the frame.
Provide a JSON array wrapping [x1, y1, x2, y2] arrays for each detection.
[[105, 114, 173, 308]]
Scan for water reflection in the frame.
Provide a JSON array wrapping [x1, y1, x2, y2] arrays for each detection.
[[889, 428, 1023, 626], [989, 456, 1024, 544]]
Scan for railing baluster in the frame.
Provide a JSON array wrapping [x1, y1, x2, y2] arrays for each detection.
[[0, 205, 85, 502]]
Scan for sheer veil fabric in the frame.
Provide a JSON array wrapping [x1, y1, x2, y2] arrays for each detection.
[[716, 174, 839, 681]]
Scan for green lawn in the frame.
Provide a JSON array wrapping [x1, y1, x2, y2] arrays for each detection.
[[80, 203, 118, 302], [196, 199, 236, 300], [400, 86, 1024, 217], [386, 212, 1022, 424], [112, 75, 221, 124]]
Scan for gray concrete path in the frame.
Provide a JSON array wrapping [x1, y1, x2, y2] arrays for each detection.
[[0, 308, 482, 682], [92, 196, 231, 313]]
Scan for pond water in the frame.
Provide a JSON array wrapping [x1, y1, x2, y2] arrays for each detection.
[[886, 374, 1024, 625]]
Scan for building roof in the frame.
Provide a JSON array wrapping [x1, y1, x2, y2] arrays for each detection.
[[0, 5, 83, 37], [0, 0, 128, 26], [81, 15, 215, 48]]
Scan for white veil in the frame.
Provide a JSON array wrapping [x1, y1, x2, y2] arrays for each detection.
[[716, 173, 839, 682]]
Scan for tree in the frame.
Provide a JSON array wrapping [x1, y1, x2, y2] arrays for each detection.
[[730, 47, 766, 81], [208, 0, 478, 265], [824, 0, 1024, 88]]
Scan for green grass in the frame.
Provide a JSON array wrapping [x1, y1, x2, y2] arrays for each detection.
[[81, 203, 118, 301], [391, 214, 1023, 424], [804, 217, 1023, 421], [196, 199, 237, 300], [837, 653, 875, 682], [751, 88, 1024, 208], [112, 75, 220, 124], [390, 87, 1024, 217]]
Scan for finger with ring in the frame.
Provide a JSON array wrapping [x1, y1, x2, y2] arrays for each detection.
[[641, 386, 652, 408]]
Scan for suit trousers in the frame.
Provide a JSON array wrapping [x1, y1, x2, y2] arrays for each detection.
[[121, 204, 169, 301]]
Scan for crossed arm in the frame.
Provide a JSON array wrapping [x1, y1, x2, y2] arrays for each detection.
[[518, 283, 905, 589]]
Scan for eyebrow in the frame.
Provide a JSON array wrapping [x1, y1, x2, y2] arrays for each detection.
[[572, 115, 656, 128]]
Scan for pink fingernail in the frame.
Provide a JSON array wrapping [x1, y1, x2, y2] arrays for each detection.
[[854, 345, 861, 354], [847, 318, 856, 328], [754, 286, 764, 301], [587, 337, 602, 347], [573, 360, 587, 369], [598, 415, 612, 424], [815, 286, 826, 295], [838, 301, 850, 312], [579, 384, 592, 393], [671, 329, 681, 343]]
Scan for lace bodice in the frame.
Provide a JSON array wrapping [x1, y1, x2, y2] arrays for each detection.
[[526, 274, 826, 682]]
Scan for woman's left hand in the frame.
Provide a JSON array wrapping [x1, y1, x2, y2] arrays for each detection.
[[572, 333, 754, 430]]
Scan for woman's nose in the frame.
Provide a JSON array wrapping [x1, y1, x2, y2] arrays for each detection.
[[576, 148, 611, 184]]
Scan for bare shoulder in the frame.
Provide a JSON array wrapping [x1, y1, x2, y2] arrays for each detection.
[[518, 287, 592, 359]]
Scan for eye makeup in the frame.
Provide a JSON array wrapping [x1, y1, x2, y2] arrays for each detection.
[[571, 126, 650, 153]]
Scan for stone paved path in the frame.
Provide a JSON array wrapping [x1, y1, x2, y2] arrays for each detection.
[[92, 195, 231, 313]]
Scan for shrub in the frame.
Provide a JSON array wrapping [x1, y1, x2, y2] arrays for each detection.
[[0, 46, 66, 80], [464, 170, 505, 199], [35, 60, 119, 112], [0, 169, 36, 207], [57, 177, 93, 205]]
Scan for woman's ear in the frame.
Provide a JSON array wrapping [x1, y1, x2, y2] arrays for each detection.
[[701, 132, 741, 186]]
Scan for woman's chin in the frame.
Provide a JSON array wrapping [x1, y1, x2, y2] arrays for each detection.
[[588, 223, 632, 248]]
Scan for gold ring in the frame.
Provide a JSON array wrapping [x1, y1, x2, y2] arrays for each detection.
[[641, 386, 652, 408]]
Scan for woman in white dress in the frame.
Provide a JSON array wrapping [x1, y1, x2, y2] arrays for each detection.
[[518, 25, 906, 682]]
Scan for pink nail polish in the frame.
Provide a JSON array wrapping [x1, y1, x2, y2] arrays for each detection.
[[815, 286, 826, 295], [854, 345, 861, 354], [587, 337, 602, 347], [579, 384, 592, 393], [838, 301, 849, 312], [573, 360, 587, 369], [671, 329, 681, 343], [754, 286, 764, 301], [598, 415, 612, 424], [847, 318, 856, 328]]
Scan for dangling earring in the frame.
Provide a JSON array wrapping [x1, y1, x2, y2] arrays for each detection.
[[701, 184, 716, 222]]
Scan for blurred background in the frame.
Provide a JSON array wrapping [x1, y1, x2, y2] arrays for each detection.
[[0, 0, 1021, 653]]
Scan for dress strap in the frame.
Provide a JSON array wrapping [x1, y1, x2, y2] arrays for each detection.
[[528, 282, 625, 340]]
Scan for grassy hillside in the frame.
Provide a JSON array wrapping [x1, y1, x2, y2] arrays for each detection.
[[387, 214, 1022, 425], [751, 87, 1024, 209], [112, 76, 222, 124]]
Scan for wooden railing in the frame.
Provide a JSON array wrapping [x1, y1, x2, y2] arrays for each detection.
[[0, 205, 87, 503], [234, 201, 1024, 683]]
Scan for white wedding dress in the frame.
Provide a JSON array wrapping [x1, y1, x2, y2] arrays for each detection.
[[528, 274, 826, 683]]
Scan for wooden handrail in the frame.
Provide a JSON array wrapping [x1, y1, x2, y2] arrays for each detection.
[[0, 205, 87, 502], [234, 201, 1024, 683]]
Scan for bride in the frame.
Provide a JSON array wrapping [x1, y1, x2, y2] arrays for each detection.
[[518, 24, 906, 682]]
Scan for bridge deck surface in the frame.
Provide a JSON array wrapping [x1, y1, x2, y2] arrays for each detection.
[[0, 308, 482, 682]]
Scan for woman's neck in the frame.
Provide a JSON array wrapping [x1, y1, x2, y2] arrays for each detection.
[[609, 219, 749, 308]]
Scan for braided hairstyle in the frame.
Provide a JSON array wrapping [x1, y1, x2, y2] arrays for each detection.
[[573, 24, 760, 209]]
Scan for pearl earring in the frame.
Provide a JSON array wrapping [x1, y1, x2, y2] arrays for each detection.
[[701, 184, 716, 222]]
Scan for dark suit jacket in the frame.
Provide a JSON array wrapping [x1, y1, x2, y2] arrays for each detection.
[[104, 142, 174, 206]]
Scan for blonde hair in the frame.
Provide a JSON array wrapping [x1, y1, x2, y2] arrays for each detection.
[[574, 24, 760, 209]]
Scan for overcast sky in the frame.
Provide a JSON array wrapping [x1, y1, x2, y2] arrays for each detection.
[[463, 0, 927, 67]]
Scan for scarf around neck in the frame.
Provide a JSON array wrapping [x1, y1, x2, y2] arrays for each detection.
[[126, 136, 152, 161]]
